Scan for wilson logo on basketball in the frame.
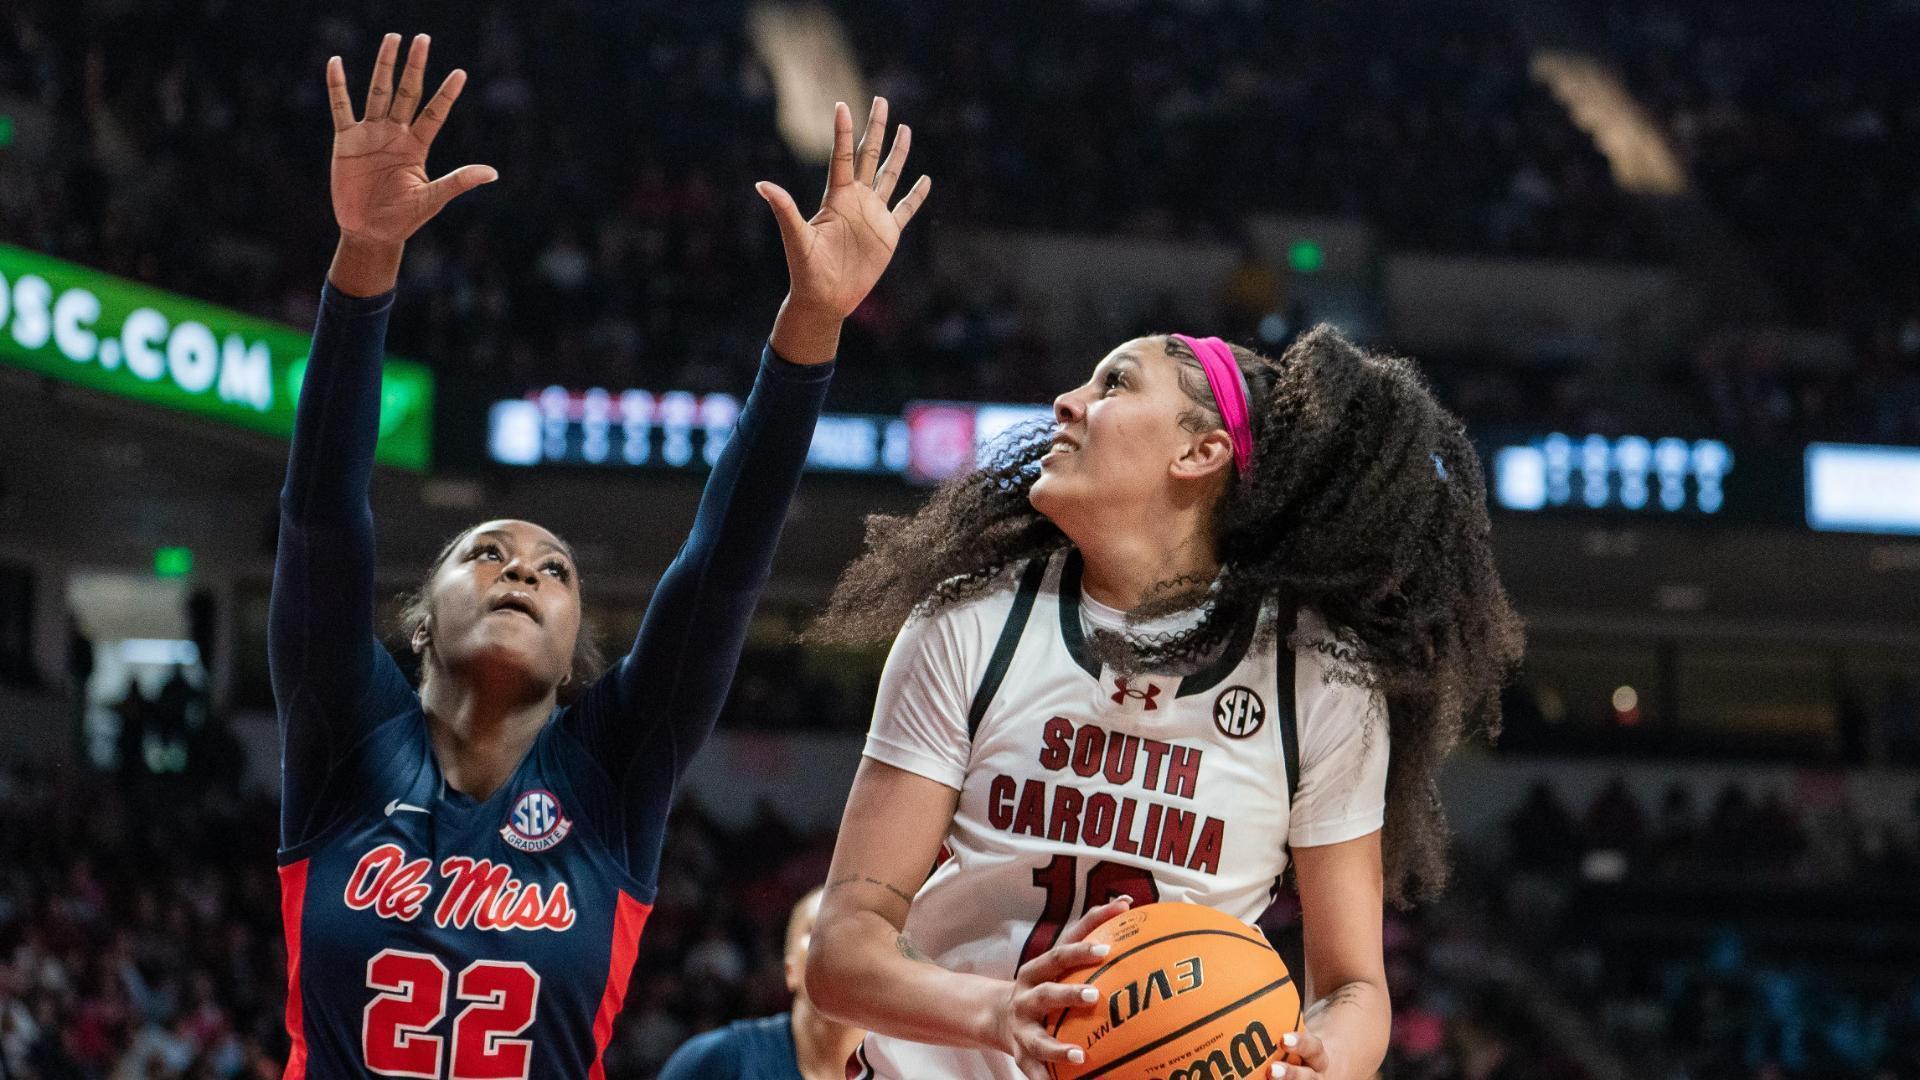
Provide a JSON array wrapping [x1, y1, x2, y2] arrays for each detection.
[[1163, 1019, 1279, 1080], [1211, 686, 1265, 739]]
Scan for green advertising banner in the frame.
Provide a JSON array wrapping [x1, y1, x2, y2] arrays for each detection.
[[0, 244, 432, 470]]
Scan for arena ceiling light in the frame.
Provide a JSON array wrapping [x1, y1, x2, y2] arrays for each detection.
[[1530, 50, 1688, 197], [746, 1, 867, 166]]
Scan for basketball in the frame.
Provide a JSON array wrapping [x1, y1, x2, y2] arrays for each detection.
[[1045, 903, 1302, 1080]]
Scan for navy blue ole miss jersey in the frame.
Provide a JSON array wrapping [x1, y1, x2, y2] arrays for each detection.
[[272, 286, 829, 1077], [278, 714, 651, 1079]]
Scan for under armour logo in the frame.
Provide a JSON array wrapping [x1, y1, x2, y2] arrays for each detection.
[[1112, 677, 1161, 710]]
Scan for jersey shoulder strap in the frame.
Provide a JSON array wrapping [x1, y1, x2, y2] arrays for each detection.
[[966, 556, 1051, 739], [1276, 603, 1302, 809]]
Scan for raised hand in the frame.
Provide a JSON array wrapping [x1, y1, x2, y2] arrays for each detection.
[[327, 33, 496, 250], [758, 98, 931, 364]]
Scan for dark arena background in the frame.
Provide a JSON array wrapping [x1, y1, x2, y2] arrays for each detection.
[[2, 0, 1919, 1078]]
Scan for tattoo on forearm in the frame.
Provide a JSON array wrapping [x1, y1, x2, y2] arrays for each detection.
[[1303, 983, 1366, 1023], [826, 872, 916, 907], [895, 933, 933, 964]]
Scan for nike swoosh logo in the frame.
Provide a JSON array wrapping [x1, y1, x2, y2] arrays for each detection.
[[384, 799, 431, 817]]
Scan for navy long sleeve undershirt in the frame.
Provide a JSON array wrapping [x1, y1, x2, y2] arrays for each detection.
[[269, 283, 831, 872]]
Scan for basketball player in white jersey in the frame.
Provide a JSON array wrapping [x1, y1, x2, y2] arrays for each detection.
[[806, 329, 1523, 1080]]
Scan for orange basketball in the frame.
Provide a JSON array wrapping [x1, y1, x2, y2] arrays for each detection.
[[1045, 902, 1301, 1080]]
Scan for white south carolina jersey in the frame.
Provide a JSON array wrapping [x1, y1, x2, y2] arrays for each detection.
[[854, 550, 1388, 1080]]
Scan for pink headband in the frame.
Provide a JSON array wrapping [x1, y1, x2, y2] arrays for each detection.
[[1171, 333, 1254, 469]]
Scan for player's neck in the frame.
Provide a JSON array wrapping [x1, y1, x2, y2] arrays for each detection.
[[789, 998, 864, 1080], [1070, 518, 1219, 613], [420, 675, 554, 801]]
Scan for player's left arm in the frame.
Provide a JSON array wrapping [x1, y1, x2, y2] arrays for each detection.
[[1279, 634, 1393, 1080], [560, 98, 930, 792], [1280, 832, 1391, 1080]]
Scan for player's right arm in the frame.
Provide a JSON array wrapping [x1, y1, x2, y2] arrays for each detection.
[[810, 760, 1132, 1080], [271, 33, 494, 847], [805, 612, 1130, 1080]]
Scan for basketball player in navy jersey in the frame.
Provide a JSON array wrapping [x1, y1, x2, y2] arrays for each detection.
[[658, 887, 864, 1080], [806, 332, 1523, 1079], [271, 34, 928, 1078]]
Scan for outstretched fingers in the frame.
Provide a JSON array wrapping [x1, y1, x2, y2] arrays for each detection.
[[855, 96, 888, 186], [874, 123, 911, 201], [412, 68, 468, 148], [392, 33, 430, 126], [325, 56, 355, 131], [423, 163, 500, 215], [755, 181, 810, 252], [891, 174, 932, 230], [826, 101, 856, 192], [363, 33, 402, 121]]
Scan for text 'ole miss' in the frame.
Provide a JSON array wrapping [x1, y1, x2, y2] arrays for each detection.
[[986, 717, 1228, 874], [343, 844, 578, 932]]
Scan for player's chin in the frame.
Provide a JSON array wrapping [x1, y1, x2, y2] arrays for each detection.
[[468, 636, 565, 686], [1027, 468, 1077, 519]]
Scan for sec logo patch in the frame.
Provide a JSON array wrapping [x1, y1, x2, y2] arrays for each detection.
[[1212, 686, 1266, 739], [501, 789, 573, 853]]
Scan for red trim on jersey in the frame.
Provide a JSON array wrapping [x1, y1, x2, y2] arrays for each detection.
[[587, 889, 652, 1080], [278, 859, 311, 1079]]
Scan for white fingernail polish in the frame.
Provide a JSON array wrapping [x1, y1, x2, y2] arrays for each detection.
[[1272, 1065, 1286, 1078], [1081, 986, 1097, 1002], [1282, 1033, 1298, 1048], [1091, 944, 1111, 957], [1069, 1049, 1085, 1064]]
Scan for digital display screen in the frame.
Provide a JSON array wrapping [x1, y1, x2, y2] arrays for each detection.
[[488, 389, 909, 476], [1806, 443, 1920, 535], [1493, 433, 1733, 516], [488, 390, 1053, 484]]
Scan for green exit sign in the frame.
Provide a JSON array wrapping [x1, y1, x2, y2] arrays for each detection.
[[154, 546, 193, 578]]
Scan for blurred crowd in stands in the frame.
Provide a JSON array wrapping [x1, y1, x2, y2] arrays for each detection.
[[0, 772, 286, 1079], [841, 0, 1664, 259], [3, 0, 1915, 442], [1502, 777, 1920, 1079], [1587, 0, 1920, 444], [1507, 777, 1920, 886]]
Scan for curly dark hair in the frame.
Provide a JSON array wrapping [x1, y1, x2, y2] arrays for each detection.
[[815, 326, 1524, 905], [396, 523, 607, 707]]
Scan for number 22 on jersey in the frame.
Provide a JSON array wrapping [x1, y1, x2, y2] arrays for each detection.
[[363, 949, 541, 1080]]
